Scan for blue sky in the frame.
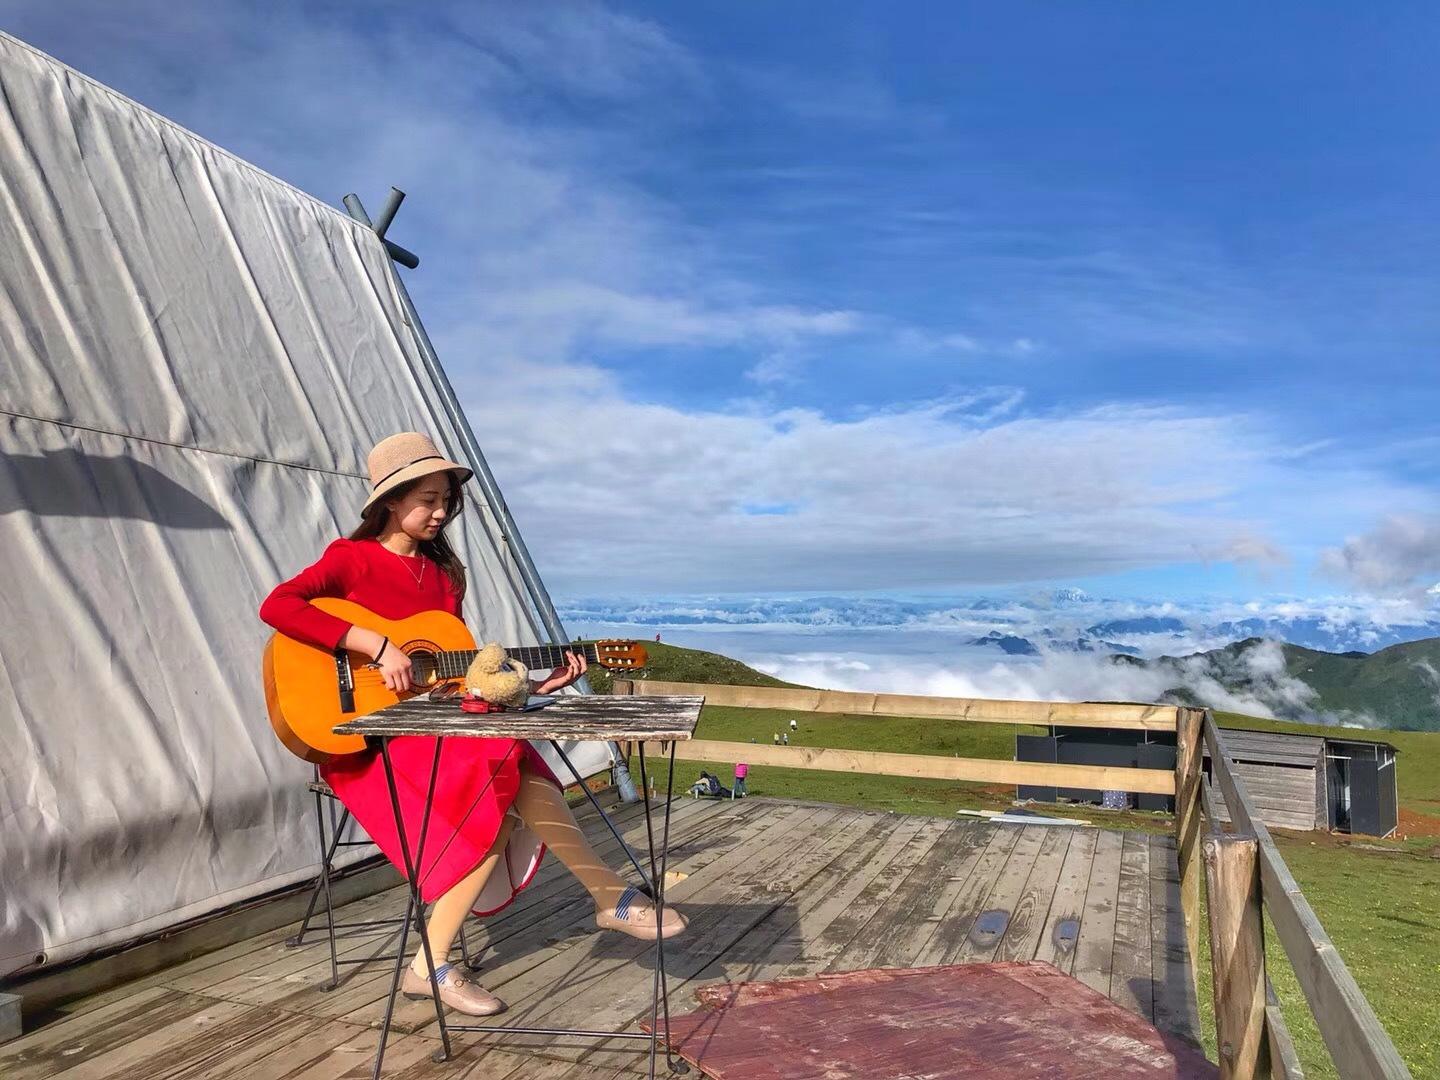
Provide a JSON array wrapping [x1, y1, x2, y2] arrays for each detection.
[[7, 1, 1439, 609]]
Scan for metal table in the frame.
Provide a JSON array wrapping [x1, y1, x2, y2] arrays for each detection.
[[333, 693, 703, 1079]]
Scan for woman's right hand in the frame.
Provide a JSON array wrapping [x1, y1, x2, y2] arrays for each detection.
[[340, 626, 415, 693], [375, 643, 414, 693]]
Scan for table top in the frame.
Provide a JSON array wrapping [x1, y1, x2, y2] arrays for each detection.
[[332, 693, 704, 742]]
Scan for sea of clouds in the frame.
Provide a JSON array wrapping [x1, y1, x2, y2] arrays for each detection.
[[562, 589, 1440, 727]]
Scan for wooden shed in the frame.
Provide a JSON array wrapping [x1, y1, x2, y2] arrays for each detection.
[[1203, 729, 1326, 832], [1202, 729, 1400, 836]]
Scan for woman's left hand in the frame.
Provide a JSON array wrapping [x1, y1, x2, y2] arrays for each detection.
[[533, 649, 588, 695]]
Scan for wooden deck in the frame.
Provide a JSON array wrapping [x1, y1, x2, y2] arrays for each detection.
[[0, 796, 1202, 1079]]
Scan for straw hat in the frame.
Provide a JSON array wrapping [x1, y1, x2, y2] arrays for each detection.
[[362, 432, 472, 512]]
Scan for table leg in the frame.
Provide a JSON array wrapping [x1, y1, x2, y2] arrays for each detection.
[[383, 734, 689, 1075], [375, 737, 452, 1076], [549, 739, 655, 895], [637, 741, 688, 1077]]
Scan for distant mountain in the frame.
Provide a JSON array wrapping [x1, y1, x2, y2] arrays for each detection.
[[1085, 612, 1440, 654], [563, 595, 1440, 656], [589, 632, 1440, 732], [1051, 636, 1141, 656], [1116, 636, 1440, 732], [970, 630, 1139, 657], [1086, 616, 1189, 637], [1208, 617, 1440, 653], [972, 631, 1040, 655]]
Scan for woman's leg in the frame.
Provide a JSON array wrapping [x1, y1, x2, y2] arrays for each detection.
[[410, 813, 516, 978], [511, 760, 686, 937]]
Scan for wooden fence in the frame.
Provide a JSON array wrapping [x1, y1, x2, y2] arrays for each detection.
[[1200, 709, 1410, 1079], [613, 680, 1411, 1079], [613, 679, 1179, 794]]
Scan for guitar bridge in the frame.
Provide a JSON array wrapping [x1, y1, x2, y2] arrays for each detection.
[[334, 649, 355, 713]]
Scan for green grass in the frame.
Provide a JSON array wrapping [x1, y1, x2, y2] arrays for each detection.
[[695, 702, 1032, 757], [1189, 836, 1439, 1079], [1267, 836, 1439, 1077], [1209, 706, 1440, 1076]]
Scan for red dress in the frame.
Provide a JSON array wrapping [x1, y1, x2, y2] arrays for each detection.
[[260, 537, 553, 910]]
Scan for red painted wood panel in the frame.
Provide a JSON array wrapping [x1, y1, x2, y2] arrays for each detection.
[[647, 961, 1216, 1079]]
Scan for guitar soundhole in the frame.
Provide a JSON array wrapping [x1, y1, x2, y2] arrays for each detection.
[[404, 646, 442, 686]]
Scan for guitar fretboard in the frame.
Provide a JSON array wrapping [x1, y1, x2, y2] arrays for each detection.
[[417, 643, 606, 681]]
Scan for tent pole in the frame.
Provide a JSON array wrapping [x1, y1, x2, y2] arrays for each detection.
[[343, 190, 641, 804]]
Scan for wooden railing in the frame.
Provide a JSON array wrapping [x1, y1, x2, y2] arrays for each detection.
[[1199, 709, 1410, 1079], [613, 681, 1411, 1079], [614, 678, 1180, 793]]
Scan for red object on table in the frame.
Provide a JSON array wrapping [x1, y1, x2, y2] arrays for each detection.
[[460, 695, 508, 713]]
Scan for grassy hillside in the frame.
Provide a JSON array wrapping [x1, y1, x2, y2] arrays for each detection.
[[596, 639, 1440, 831], [582, 639, 807, 695], [1122, 636, 1440, 731], [1281, 638, 1440, 730], [1255, 837, 1438, 1078]]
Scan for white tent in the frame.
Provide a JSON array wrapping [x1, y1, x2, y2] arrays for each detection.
[[0, 31, 609, 979]]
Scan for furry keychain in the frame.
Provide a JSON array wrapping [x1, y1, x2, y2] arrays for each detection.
[[463, 643, 531, 709]]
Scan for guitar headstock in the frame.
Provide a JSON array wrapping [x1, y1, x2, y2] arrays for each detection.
[[591, 640, 648, 670]]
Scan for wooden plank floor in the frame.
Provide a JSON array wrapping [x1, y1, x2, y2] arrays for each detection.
[[0, 798, 1203, 1079]]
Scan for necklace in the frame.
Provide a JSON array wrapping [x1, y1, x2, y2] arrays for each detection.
[[389, 546, 426, 589]]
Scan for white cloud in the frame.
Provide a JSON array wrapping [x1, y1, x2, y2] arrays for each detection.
[[752, 640, 1378, 727], [474, 284, 860, 355], [1318, 514, 1440, 595], [473, 372, 1321, 592], [1208, 534, 1291, 570]]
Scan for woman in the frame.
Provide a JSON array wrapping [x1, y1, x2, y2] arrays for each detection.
[[260, 432, 685, 1017]]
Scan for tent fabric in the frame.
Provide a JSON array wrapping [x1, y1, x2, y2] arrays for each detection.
[[0, 32, 608, 978]]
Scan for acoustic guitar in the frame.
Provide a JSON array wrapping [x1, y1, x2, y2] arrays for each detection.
[[263, 597, 647, 763]]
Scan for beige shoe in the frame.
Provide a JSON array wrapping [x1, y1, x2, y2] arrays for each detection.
[[595, 885, 688, 941], [401, 963, 506, 1017]]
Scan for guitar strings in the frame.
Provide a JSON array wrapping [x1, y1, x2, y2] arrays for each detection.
[[347, 644, 631, 687]]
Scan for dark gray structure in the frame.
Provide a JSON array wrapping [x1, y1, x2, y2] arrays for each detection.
[[1323, 737, 1399, 837], [1016, 728, 1178, 813], [1016, 726, 1399, 837]]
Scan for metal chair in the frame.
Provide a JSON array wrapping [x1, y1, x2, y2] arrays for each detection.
[[286, 774, 472, 989]]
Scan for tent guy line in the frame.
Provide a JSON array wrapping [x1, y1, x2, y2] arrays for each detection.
[[2, 407, 371, 480]]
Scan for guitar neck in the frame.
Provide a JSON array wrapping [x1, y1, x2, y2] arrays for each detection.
[[429, 643, 602, 680]]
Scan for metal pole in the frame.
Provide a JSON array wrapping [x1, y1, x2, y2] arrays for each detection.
[[373, 186, 404, 240], [343, 191, 641, 803]]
